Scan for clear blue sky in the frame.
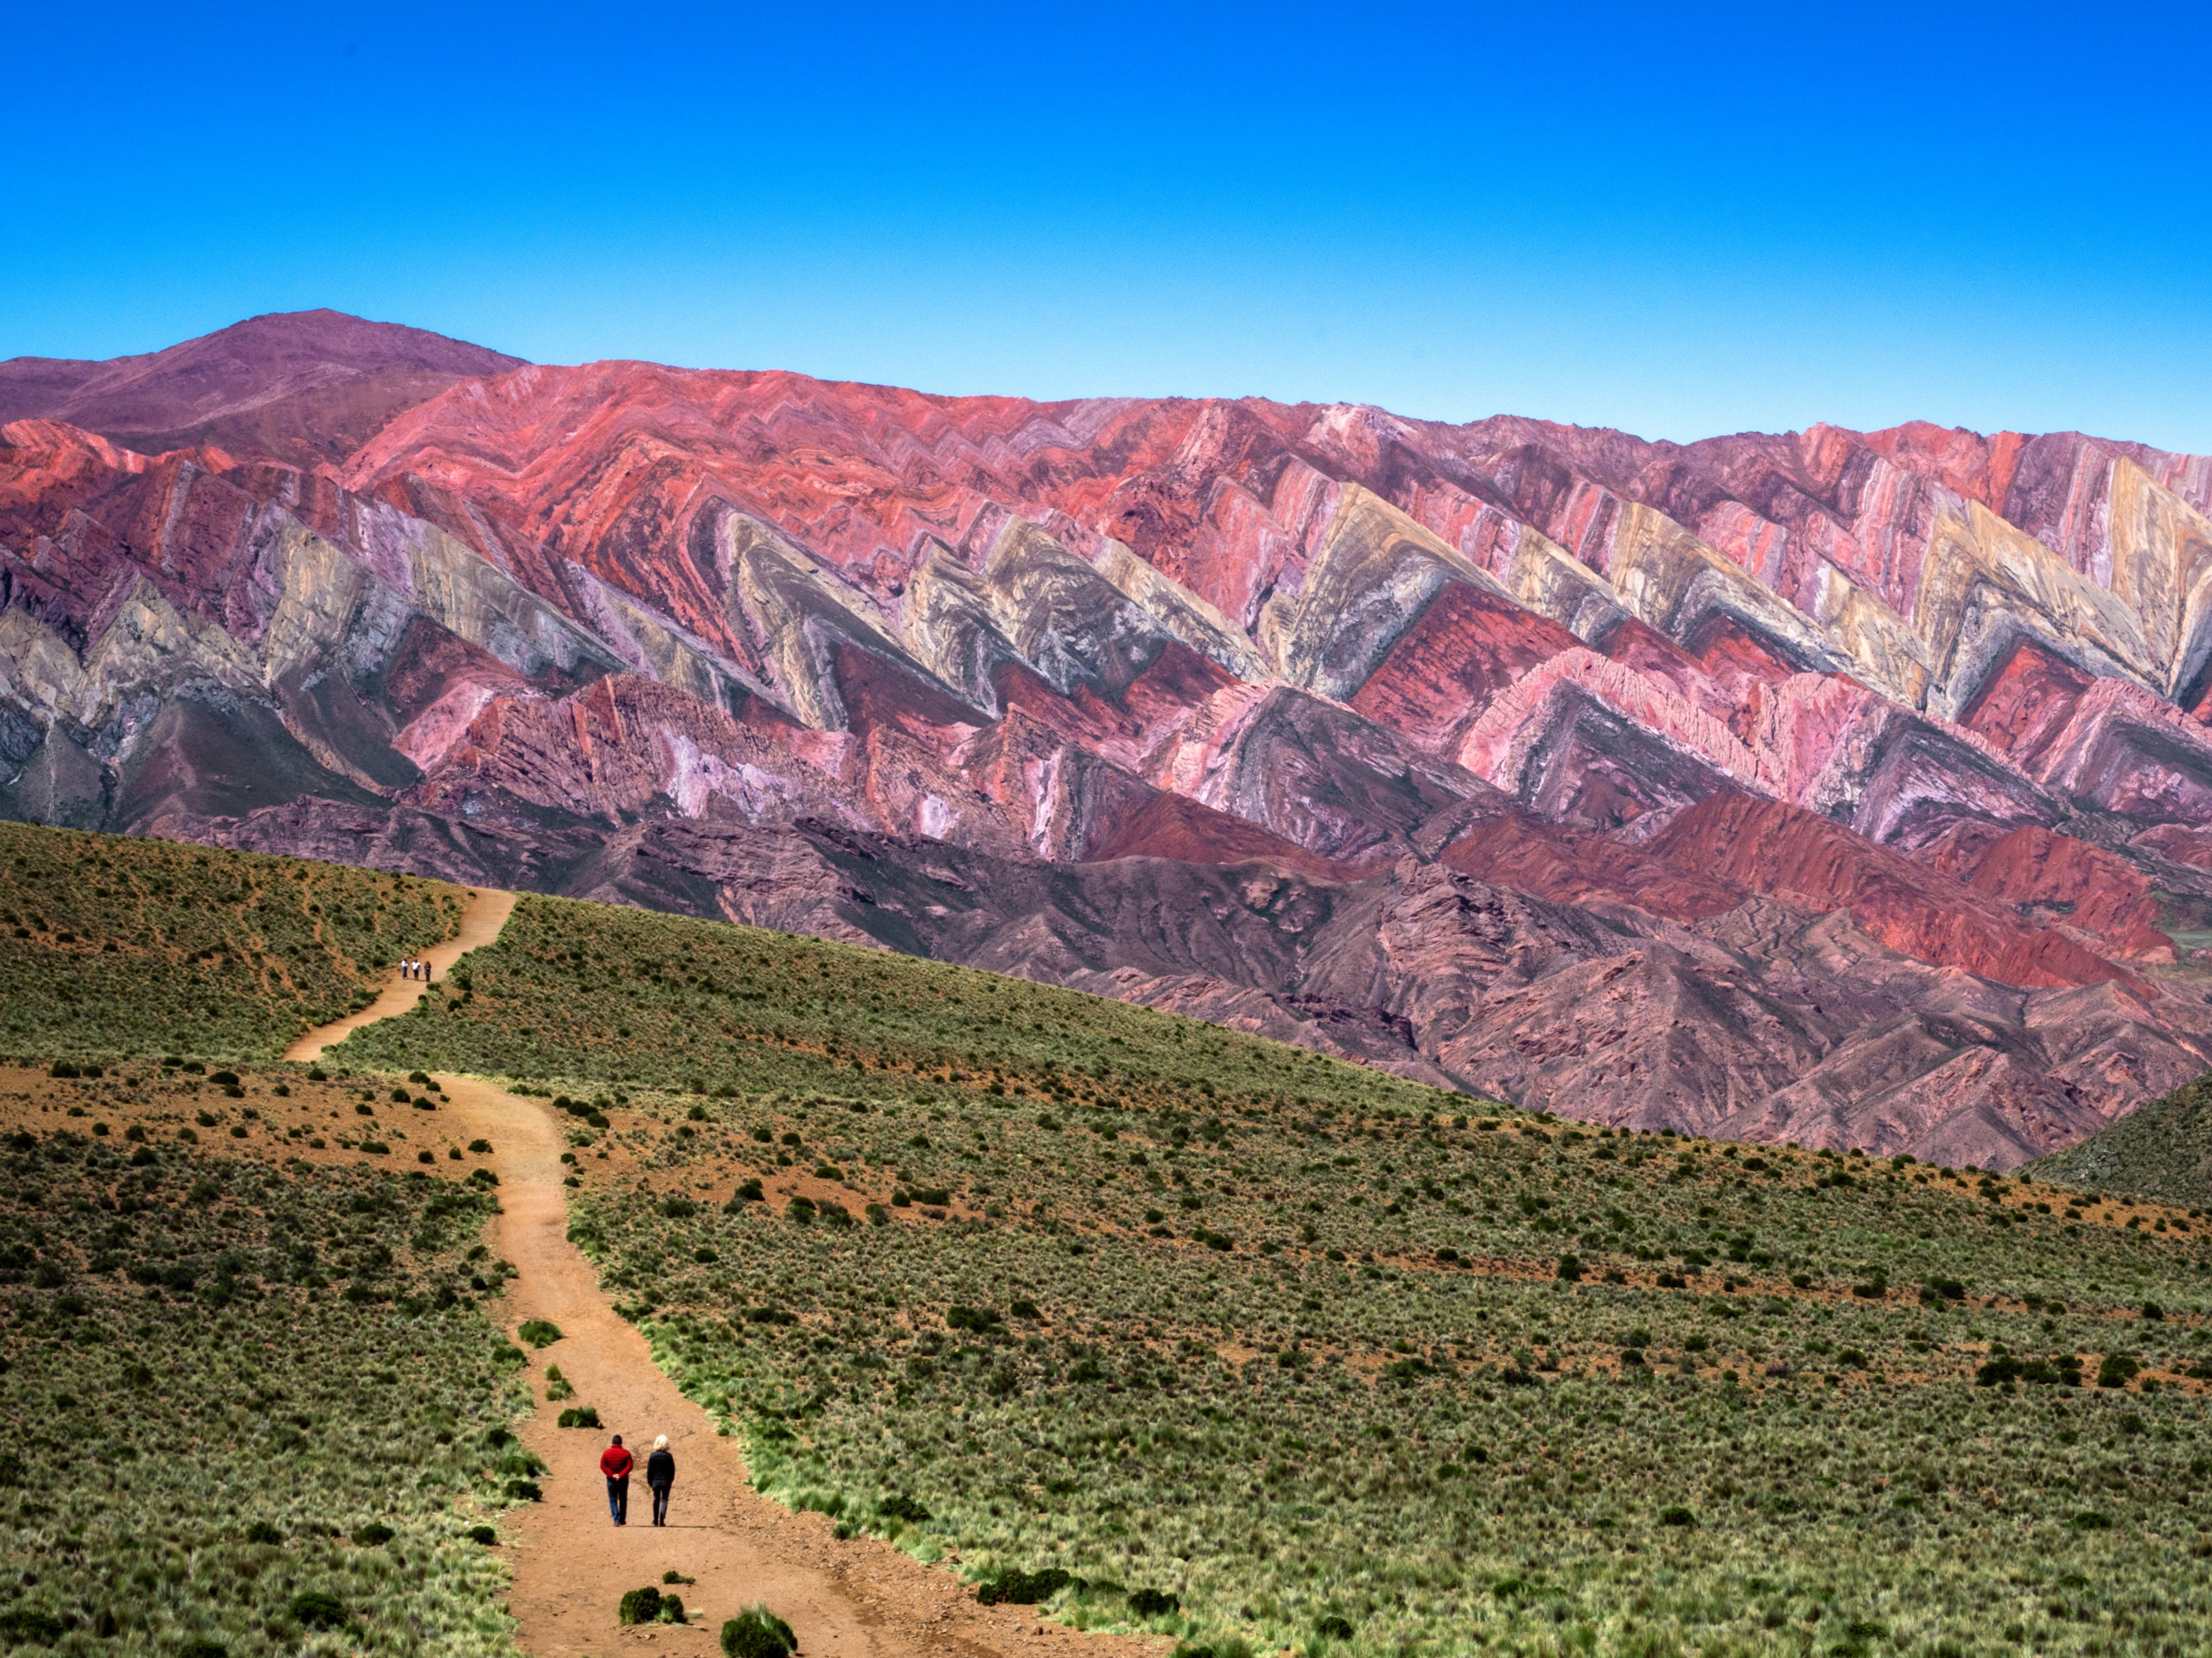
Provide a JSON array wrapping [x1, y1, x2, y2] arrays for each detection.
[[9, 1, 2211, 449]]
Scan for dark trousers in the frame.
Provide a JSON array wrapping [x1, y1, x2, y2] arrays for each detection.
[[606, 1476, 629, 1524], [650, 1482, 671, 1526]]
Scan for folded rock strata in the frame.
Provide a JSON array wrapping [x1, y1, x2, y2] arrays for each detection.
[[9, 310, 2212, 1167]]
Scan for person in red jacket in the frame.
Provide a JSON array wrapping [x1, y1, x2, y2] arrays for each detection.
[[601, 1434, 633, 1526]]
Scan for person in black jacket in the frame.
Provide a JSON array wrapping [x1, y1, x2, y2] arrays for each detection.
[[646, 1435, 676, 1526]]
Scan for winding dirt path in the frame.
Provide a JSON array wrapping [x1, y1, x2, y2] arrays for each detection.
[[286, 905, 1155, 1658], [285, 887, 517, 1063]]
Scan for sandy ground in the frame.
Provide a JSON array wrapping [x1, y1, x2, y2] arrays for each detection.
[[285, 888, 518, 1063], [263, 898, 1162, 1658]]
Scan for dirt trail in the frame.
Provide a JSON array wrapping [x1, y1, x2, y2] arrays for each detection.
[[282, 908, 1156, 1658], [284, 887, 517, 1063]]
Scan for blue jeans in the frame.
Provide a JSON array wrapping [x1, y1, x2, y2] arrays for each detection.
[[651, 1483, 671, 1525], [606, 1477, 629, 1524]]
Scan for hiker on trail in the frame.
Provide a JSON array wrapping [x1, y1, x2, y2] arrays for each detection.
[[646, 1434, 675, 1526], [402, 959, 415, 981], [601, 1433, 633, 1526]]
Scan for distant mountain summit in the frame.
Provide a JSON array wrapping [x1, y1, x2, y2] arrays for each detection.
[[6, 309, 2212, 1167], [0, 308, 524, 468]]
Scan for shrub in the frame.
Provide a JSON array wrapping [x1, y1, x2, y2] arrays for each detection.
[[1129, 1587, 1180, 1616], [1659, 1505, 1695, 1527], [2097, 1354, 2141, 1389], [350, 1522, 394, 1546], [976, 1566, 1073, 1605], [1315, 1615, 1356, 1640], [245, 1520, 285, 1545], [468, 1524, 498, 1544], [0, 1609, 65, 1644], [519, 1320, 564, 1347], [179, 1642, 227, 1658], [287, 1591, 349, 1630], [722, 1605, 798, 1658], [946, 1304, 1000, 1333], [621, 1586, 666, 1624], [558, 1405, 603, 1428], [788, 1196, 817, 1224], [878, 1493, 931, 1524], [662, 1196, 699, 1219]]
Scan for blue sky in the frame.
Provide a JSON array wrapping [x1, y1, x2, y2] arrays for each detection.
[[8, 1, 2210, 447]]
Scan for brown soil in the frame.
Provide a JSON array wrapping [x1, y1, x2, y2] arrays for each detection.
[[285, 886, 519, 1063]]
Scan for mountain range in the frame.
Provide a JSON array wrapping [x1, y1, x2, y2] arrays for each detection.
[[7, 308, 2212, 1168]]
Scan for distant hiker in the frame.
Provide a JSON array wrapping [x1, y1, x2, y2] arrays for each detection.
[[601, 1433, 633, 1525], [646, 1434, 676, 1526], [401, 959, 415, 980]]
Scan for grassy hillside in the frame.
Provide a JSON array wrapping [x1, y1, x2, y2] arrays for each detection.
[[332, 892, 2212, 1658], [0, 822, 466, 1062], [0, 1067, 530, 1655], [329, 892, 1451, 1120], [2028, 1070, 2212, 1209]]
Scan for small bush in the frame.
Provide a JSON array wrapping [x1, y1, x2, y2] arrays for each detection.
[[519, 1320, 564, 1348], [245, 1520, 284, 1545], [1128, 1587, 1180, 1616], [179, 1642, 227, 1658], [558, 1405, 603, 1428], [722, 1605, 798, 1658], [976, 1566, 1073, 1605], [350, 1522, 394, 1546], [288, 1591, 349, 1631], [1658, 1505, 1695, 1527], [621, 1586, 666, 1625], [467, 1524, 497, 1544], [878, 1493, 931, 1524], [1315, 1615, 1356, 1640]]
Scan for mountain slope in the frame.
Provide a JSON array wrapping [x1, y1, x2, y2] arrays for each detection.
[[2027, 1069, 2212, 1207], [7, 313, 2212, 1164], [0, 308, 523, 468]]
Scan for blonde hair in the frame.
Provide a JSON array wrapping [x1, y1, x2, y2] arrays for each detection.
[[654, 1435, 669, 1450]]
